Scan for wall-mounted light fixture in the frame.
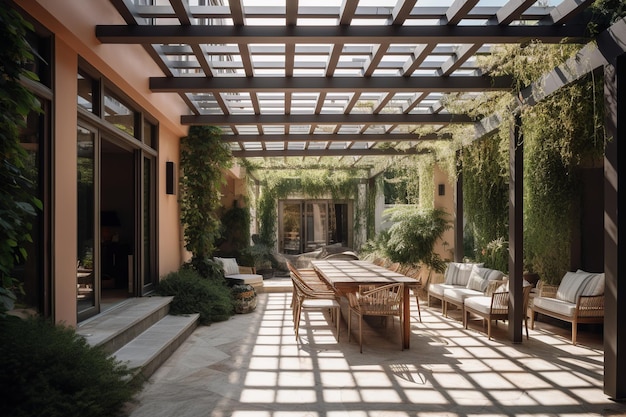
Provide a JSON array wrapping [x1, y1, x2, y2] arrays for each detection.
[[166, 161, 176, 195], [438, 184, 445, 196]]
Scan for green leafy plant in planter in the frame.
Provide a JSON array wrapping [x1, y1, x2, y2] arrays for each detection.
[[239, 232, 277, 278]]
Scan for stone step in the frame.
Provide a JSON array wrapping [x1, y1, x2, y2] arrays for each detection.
[[113, 313, 199, 380], [77, 296, 199, 380], [78, 296, 174, 354]]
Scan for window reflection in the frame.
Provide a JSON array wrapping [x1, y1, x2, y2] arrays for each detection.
[[104, 89, 135, 136], [77, 126, 95, 310]]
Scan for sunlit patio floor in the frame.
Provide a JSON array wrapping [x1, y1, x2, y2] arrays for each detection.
[[127, 290, 626, 417]]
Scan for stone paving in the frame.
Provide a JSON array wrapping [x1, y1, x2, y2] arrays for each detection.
[[127, 291, 626, 417]]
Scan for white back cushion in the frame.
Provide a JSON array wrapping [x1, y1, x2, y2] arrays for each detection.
[[465, 266, 504, 292], [214, 257, 240, 275], [444, 262, 483, 286], [557, 271, 604, 303]]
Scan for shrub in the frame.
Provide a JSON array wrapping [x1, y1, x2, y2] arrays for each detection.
[[0, 316, 139, 417], [383, 206, 451, 273], [156, 268, 234, 324]]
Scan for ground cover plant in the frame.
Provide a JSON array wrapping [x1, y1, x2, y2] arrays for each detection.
[[0, 316, 140, 417], [156, 266, 234, 324]]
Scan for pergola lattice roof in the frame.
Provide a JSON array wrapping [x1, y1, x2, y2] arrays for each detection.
[[98, 0, 596, 167]]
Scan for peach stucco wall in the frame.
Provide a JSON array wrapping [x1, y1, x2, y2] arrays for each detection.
[[53, 39, 79, 326], [16, 1, 189, 324], [433, 164, 455, 262]]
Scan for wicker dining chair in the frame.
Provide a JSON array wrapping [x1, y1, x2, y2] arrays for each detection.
[[290, 272, 341, 341], [347, 283, 404, 353]]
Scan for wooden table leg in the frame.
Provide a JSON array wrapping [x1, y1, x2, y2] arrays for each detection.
[[403, 284, 410, 349]]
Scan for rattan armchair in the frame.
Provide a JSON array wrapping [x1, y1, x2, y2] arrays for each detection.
[[530, 279, 604, 345], [347, 283, 404, 353], [464, 285, 532, 340]]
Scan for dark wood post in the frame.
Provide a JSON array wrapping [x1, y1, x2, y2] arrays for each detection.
[[508, 114, 524, 343]]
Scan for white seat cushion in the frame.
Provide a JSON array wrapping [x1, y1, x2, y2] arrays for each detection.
[[428, 283, 462, 298], [225, 273, 264, 288], [443, 287, 483, 304], [463, 296, 494, 315], [301, 298, 340, 309], [533, 296, 576, 318]]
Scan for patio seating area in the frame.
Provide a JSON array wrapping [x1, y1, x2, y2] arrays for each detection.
[[126, 289, 623, 417]]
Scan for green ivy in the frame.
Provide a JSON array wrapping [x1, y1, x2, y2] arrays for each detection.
[[0, 3, 42, 313], [179, 126, 233, 264], [522, 75, 604, 282], [252, 168, 366, 250], [461, 133, 509, 266]]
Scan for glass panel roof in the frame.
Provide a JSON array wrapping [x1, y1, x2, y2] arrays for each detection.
[[98, 0, 593, 166]]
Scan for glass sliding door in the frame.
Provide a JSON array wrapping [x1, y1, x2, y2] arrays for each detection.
[[141, 154, 156, 294], [279, 200, 352, 254], [305, 202, 328, 252], [77, 125, 98, 318], [328, 203, 349, 247], [280, 202, 302, 254]]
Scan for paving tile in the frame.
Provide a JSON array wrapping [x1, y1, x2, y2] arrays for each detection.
[[127, 292, 625, 417]]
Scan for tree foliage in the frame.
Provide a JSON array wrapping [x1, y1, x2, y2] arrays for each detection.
[[380, 206, 451, 272]]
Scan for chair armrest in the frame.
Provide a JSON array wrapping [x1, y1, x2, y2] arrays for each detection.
[[347, 292, 359, 308], [537, 281, 558, 298], [485, 280, 504, 296], [238, 266, 256, 274], [576, 294, 604, 317]]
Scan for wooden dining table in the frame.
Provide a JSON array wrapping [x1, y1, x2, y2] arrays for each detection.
[[311, 259, 418, 349]]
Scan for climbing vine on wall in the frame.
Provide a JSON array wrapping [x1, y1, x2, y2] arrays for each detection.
[[179, 126, 233, 264], [0, 4, 42, 312], [461, 133, 509, 265], [250, 168, 367, 250], [521, 75, 605, 282]]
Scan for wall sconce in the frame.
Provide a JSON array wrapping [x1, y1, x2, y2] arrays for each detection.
[[438, 184, 445, 196], [166, 161, 176, 195]]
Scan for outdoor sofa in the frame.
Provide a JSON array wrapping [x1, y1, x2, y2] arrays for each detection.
[[530, 270, 604, 345], [428, 262, 505, 316]]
